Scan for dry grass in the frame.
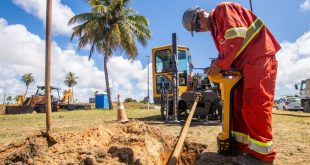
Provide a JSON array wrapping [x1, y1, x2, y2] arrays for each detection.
[[0, 108, 309, 164]]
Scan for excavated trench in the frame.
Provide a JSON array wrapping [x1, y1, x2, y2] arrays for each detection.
[[0, 120, 207, 165]]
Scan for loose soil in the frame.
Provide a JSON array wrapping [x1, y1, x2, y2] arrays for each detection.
[[0, 120, 206, 165], [0, 109, 309, 165]]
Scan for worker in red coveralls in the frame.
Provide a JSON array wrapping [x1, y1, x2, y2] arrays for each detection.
[[182, 2, 280, 165]]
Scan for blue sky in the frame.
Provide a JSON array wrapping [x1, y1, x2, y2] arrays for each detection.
[[1, 0, 310, 101]]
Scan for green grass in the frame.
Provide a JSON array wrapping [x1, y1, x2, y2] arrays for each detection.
[[0, 109, 160, 146]]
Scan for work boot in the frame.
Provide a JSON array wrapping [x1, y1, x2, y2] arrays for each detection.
[[232, 154, 274, 165]]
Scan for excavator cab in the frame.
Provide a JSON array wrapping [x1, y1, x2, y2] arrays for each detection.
[[152, 45, 191, 105]]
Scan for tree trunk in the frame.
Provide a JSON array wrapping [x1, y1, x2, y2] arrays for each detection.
[[104, 55, 113, 110], [72, 87, 74, 103], [24, 85, 29, 98]]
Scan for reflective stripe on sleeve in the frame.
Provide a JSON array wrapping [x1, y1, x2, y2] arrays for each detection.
[[249, 138, 273, 154], [234, 18, 264, 59], [224, 27, 247, 40], [231, 131, 249, 144]]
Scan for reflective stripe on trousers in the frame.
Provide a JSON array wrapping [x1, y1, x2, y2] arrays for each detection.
[[232, 131, 273, 154], [249, 138, 273, 154], [232, 131, 249, 144]]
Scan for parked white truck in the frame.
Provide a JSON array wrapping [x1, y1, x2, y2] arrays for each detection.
[[295, 79, 310, 112]]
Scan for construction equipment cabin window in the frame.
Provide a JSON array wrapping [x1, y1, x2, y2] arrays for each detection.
[[178, 51, 188, 86], [156, 75, 172, 94], [155, 49, 188, 79], [301, 81, 307, 90], [155, 49, 172, 73]]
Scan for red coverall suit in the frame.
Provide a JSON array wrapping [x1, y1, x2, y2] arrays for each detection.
[[209, 2, 281, 162]]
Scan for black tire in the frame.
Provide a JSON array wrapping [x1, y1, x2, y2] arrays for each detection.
[[160, 104, 167, 120], [35, 105, 45, 113], [210, 98, 222, 121], [303, 101, 310, 113]]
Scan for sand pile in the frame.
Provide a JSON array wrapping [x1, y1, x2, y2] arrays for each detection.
[[0, 120, 206, 165]]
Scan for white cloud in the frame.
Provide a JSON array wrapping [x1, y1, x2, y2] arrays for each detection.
[[12, 0, 75, 35], [275, 30, 310, 97], [108, 57, 152, 100], [300, 0, 310, 11], [0, 18, 151, 103]]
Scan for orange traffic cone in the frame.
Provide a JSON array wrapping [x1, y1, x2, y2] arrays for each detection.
[[117, 94, 128, 123]]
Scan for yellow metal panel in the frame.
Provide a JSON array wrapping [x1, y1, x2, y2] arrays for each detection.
[[208, 72, 242, 141], [152, 45, 190, 100]]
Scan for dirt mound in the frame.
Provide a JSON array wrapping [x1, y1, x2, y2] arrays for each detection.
[[0, 120, 206, 165]]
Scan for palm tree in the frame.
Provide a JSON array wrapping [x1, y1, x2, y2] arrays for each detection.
[[64, 72, 78, 103], [14, 95, 19, 102], [6, 96, 12, 105], [21, 73, 35, 97], [69, 0, 151, 109]]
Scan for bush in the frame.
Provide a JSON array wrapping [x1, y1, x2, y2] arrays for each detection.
[[124, 98, 137, 103]]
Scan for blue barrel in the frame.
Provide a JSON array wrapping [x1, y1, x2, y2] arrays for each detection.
[[95, 94, 109, 109]]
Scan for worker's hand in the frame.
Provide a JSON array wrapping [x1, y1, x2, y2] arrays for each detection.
[[206, 63, 221, 77]]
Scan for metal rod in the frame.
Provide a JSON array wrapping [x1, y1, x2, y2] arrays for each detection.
[[45, 0, 52, 134], [2, 91, 6, 106], [146, 55, 150, 110], [249, 0, 253, 12], [172, 33, 179, 121], [168, 94, 201, 165]]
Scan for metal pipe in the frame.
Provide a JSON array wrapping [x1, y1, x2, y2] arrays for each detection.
[[146, 55, 150, 110], [172, 33, 179, 121], [249, 0, 253, 12], [45, 0, 52, 134], [168, 93, 201, 165]]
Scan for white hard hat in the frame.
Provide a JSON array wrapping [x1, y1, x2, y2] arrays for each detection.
[[182, 6, 201, 36]]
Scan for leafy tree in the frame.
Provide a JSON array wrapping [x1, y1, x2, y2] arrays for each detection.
[[124, 98, 137, 103], [64, 72, 78, 103], [21, 73, 35, 97], [69, 0, 151, 109], [139, 99, 146, 104]]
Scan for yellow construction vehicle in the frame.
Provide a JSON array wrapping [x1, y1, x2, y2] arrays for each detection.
[[15, 95, 25, 105], [154, 34, 243, 163], [61, 89, 73, 103], [5, 86, 61, 114], [152, 33, 222, 122], [58, 89, 91, 110]]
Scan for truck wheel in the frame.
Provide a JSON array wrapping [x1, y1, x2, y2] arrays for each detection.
[[303, 101, 310, 113], [36, 105, 45, 113], [160, 105, 167, 120]]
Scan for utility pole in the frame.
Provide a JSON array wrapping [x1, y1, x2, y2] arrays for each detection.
[[45, 0, 52, 136], [146, 55, 150, 110], [2, 91, 6, 106], [249, 0, 253, 12]]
